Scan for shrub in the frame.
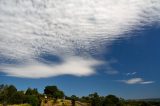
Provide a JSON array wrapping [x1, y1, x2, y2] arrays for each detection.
[[24, 95, 39, 106]]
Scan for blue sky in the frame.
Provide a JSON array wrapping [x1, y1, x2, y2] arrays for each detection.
[[0, 0, 160, 99], [1, 25, 160, 99]]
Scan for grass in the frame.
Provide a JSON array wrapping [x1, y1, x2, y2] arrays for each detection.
[[0, 104, 30, 106], [0, 99, 89, 106], [41, 99, 89, 106]]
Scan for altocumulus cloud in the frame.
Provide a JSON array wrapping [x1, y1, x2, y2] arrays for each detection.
[[0, 0, 160, 78]]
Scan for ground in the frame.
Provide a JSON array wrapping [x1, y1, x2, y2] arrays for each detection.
[[41, 99, 89, 106], [0, 99, 89, 106]]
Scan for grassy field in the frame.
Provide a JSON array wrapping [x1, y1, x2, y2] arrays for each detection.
[[0, 99, 89, 106], [41, 99, 89, 106]]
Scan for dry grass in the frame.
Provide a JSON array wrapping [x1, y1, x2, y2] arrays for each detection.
[[41, 99, 89, 106], [0, 104, 30, 106], [0, 99, 89, 106]]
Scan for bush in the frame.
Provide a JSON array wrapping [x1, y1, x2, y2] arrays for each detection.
[[9, 91, 25, 104], [24, 95, 39, 106], [102, 95, 120, 106]]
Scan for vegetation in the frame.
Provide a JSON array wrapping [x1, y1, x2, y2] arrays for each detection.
[[0, 84, 160, 106], [44, 85, 64, 100]]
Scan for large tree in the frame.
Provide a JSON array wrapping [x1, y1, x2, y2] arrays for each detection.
[[44, 85, 64, 99]]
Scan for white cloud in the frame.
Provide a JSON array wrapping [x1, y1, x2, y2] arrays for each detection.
[[126, 72, 137, 76], [0, 57, 103, 78], [140, 81, 155, 84], [0, 0, 160, 78], [119, 78, 154, 84], [0, 0, 160, 60]]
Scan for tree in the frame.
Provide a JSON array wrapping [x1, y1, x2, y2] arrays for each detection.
[[80, 96, 90, 103], [44, 85, 58, 97], [44, 85, 64, 99], [25, 88, 39, 96], [89, 92, 102, 106], [24, 95, 39, 106], [103, 95, 120, 106], [71, 95, 79, 101], [71, 95, 79, 106], [54, 90, 64, 99], [0, 85, 17, 105], [25, 88, 41, 106], [9, 91, 25, 104], [6, 85, 17, 98]]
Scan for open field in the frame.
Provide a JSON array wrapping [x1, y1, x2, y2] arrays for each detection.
[[41, 99, 89, 106], [0, 99, 89, 106]]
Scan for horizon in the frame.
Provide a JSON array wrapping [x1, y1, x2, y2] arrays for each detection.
[[0, 0, 160, 100]]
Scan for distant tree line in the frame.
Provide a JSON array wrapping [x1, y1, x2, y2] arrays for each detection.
[[0, 84, 160, 106], [67, 92, 160, 106]]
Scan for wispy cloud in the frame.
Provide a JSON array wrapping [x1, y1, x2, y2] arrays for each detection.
[[118, 78, 155, 85], [126, 72, 137, 76], [0, 0, 160, 78]]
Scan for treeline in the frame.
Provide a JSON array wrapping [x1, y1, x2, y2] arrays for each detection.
[[0, 84, 42, 106], [66, 93, 160, 106], [0, 84, 160, 106]]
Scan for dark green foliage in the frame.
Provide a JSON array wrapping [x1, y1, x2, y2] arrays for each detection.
[[44, 85, 58, 97], [54, 90, 64, 99], [9, 91, 25, 104], [44, 85, 64, 99], [24, 95, 39, 106], [102, 95, 120, 106], [71, 95, 79, 101], [0, 84, 17, 104], [25, 88, 39, 96], [25, 88, 41, 106], [89, 92, 102, 106], [0, 84, 41, 106]]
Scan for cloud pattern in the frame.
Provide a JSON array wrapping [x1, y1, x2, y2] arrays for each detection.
[[0, 0, 160, 78]]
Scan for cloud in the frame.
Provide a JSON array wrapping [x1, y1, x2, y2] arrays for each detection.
[[126, 72, 137, 76], [0, 0, 160, 78], [0, 0, 160, 60], [119, 78, 155, 85], [0, 57, 103, 78], [140, 81, 155, 84]]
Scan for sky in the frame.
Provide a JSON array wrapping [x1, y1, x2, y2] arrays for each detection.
[[0, 0, 160, 99]]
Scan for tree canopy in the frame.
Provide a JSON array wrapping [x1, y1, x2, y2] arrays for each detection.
[[44, 85, 64, 99]]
